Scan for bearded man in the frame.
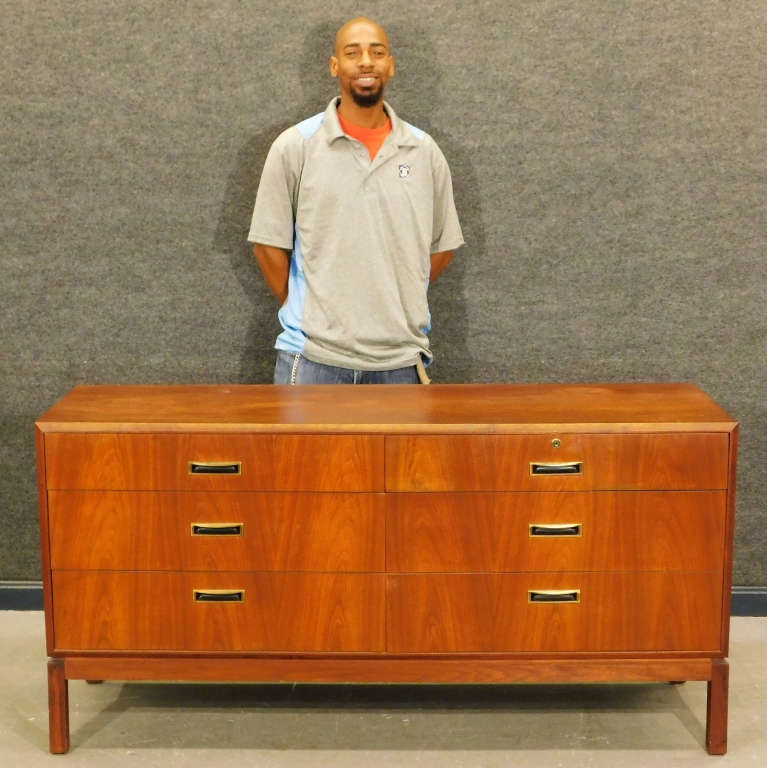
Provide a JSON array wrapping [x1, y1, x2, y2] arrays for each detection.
[[248, 17, 463, 384]]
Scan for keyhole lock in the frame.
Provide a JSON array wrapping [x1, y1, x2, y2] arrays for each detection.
[[552, 438, 562, 449]]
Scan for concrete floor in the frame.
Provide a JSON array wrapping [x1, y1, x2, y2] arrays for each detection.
[[1, 613, 765, 767]]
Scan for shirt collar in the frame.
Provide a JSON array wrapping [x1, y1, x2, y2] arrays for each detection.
[[323, 98, 421, 148]]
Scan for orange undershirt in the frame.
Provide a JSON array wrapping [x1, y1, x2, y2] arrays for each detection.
[[338, 113, 392, 160]]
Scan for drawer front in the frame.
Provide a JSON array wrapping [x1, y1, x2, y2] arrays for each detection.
[[386, 572, 723, 653], [44, 433, 384, 491], [52, 571, 385, 652], [386, 491, 727, 573], [49, 491, 384, 572], [385, 433, 729, 491]]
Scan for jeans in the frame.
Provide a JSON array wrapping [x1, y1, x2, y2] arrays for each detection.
[[274, 350, 419, 385]]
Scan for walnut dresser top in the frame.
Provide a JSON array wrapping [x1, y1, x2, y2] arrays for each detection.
[[37, 382, 736, 434]]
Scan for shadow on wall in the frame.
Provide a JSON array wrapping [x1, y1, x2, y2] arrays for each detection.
[[214, 20, 480, 384], [388, 21, 482, 384]]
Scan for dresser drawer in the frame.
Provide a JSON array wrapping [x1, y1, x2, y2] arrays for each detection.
[[44, 433, 384, 491], [52, 571, 385, 652], [385, 433, 729, 491], [386, 491, 727, 573], [48, 491, 384, 571], [386, 572, 724, 653]]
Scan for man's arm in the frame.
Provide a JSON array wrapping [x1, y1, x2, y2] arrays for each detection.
[[429, 250, 453, 283], [254, 244, 291, 304]]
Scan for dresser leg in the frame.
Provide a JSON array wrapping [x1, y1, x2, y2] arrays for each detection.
[[706, 659, 729, 755], [47, 658, 70, 754]]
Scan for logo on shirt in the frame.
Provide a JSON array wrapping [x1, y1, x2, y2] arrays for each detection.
[[398, 165, 411, 179]]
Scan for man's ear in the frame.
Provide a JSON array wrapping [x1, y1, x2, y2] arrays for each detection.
[[389, 55, 395, 79], [330, 56, 339, 78]]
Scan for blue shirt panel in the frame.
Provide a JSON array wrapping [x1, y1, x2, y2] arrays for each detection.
[[275, 224, 309, 355]]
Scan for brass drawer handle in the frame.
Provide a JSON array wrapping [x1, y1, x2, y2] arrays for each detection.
[[528, 590, 581, 604], [191, 523, 244, 537], [194, 590, 245, 603], [188, 462, 242, 476], [529, 524, 582, 537], [530, 462, 583, 476]]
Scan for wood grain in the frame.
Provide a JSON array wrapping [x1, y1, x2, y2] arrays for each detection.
[[44, 433, 384, 491], [36, 428, 56, 655], [385, 433, 730, 491], [36, 383, 737, 434], [386, 573, 724, 653], [63, 656, 714, 684], [706, 658, 729, 755], [47, 658, 69, 754], [36, 383, 737, 755], [720, 427, 739, 657], [386, 491, 727, 573], [49, 491, 384, 571], [53, 571, 385, 653]]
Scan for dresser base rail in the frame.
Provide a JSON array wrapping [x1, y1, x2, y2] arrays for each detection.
[[48, 655, 728, 755]]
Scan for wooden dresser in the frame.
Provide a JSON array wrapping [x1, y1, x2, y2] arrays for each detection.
[[36, 383, 738, 754]]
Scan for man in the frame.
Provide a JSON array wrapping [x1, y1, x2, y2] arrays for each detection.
[[248, 17, 463, 385]]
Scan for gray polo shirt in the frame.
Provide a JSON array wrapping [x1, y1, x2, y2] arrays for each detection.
[[248, 98, 464, 371]]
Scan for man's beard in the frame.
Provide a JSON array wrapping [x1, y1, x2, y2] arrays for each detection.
[[351, 83, 384, 108]]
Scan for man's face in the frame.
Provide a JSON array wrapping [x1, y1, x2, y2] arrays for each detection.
[[330, 20, 395, 108]]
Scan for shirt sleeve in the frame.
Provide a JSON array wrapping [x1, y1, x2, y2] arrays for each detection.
[[247, 128, 304, 249], [428, 137, 465, 254]]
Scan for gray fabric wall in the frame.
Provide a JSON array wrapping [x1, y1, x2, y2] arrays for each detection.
[[2, 1, 765, 582]]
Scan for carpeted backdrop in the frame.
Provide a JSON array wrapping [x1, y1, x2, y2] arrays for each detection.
[[1, 0, 765, 583]]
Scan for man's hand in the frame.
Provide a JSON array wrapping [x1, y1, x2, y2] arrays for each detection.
[[429, 250, 453, 283], [254, 244, 291, 304]]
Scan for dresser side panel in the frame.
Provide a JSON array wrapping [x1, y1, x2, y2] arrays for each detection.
[[720, 425, 739, 656], [36, 427, 56, 655]]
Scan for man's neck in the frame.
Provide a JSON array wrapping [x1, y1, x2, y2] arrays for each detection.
[[337, 97, 389, 129]]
